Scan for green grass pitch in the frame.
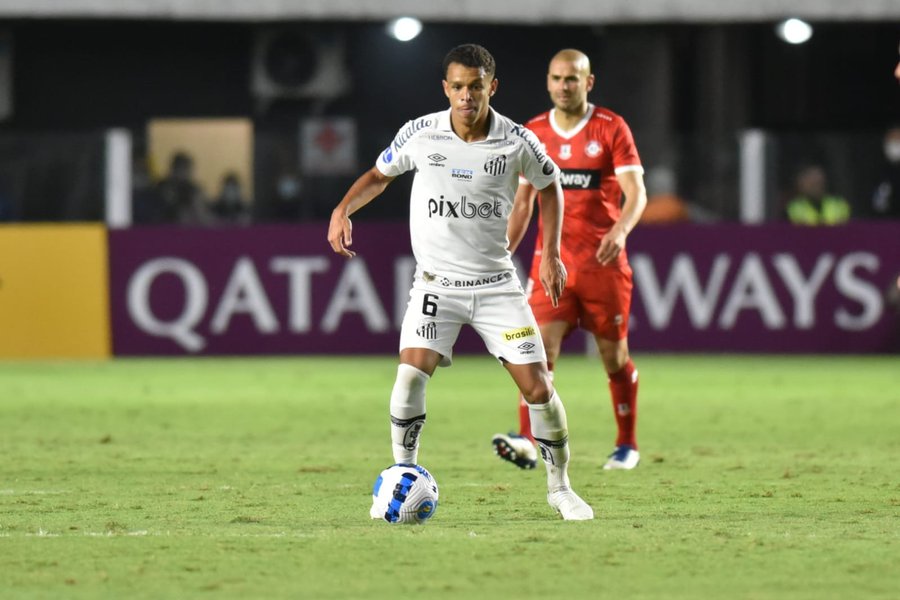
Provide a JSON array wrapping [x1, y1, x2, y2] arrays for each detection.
[[1, 354, 898, 599]]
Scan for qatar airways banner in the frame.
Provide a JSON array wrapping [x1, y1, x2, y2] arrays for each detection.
[[108, 223, 900, 355]]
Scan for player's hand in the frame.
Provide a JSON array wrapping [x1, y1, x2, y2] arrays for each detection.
[[597, 226, 626, 265], [539, 255, 567, 308], [327, 210, 356, 258]]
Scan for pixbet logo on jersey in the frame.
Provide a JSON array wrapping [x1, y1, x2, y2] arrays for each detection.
[[427, 195, 502, 219]]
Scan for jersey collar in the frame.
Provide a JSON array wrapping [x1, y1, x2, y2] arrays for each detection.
[[549, 103, 594, 140], [436, 107, 505, 141]]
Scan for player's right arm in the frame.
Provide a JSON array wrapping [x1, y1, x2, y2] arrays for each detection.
[[328, 167, 396, 258], [535, 178, 566, 307], [507, 180, 538, 253]]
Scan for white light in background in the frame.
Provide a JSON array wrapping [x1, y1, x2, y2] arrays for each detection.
[[387, 17, 422, 42], [775, 18, 813, 45]]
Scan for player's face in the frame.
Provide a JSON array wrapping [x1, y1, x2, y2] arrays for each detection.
[[443, 63, 497, 128], [547, 58, 594, 115]]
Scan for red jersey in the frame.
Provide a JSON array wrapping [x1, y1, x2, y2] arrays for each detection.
[[527, 104, 642, 272]]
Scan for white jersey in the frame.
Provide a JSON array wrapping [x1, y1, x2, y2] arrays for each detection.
[[376, 107, 559, 280]]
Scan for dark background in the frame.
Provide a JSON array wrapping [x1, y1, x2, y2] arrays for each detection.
[[2, 19, 899, 220]]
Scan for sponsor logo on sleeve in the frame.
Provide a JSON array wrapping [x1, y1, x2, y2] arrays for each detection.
[[391, 117, 432, 152], [381, 147, 393, 163]]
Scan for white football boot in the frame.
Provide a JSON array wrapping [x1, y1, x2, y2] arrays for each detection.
[[547, 488, 594, 520], [603, 445, 641, 470]]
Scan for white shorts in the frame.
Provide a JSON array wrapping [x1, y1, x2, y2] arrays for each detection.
[[398, 271, 547, 368]]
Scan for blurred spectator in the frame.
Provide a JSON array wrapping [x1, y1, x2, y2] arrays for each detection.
[[870, 125, 900, 219], [156, 151, 211, 225], [270, 170, 306, 221], [211, 171, 251, 225], [131, 153, 165, 225], [785, 164, 850, 225]]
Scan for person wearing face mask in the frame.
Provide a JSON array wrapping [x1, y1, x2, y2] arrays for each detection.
[[870, 126, 900, 219], [211, 171, 251, 225]]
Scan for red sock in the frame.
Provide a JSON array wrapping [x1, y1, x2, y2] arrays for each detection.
[[518, 361, 553, 442], [607, 359, 638, 448]]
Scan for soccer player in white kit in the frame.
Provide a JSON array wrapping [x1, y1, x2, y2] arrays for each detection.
[[327, 44, 592, 520]]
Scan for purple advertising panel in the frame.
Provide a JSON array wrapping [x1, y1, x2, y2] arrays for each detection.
[[109, 222, 900, 355]]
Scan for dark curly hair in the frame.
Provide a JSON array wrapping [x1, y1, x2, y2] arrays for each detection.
[[442, 44, 496, 79]]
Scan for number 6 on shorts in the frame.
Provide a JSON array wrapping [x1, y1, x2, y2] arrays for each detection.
[[422, 293, 439, 316]]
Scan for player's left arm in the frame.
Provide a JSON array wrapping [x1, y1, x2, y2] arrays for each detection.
[[535, 178, 567, 307], [597, 168, 647, 265]]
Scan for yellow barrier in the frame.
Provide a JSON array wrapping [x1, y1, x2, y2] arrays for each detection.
[[0, 224, 111, 359]]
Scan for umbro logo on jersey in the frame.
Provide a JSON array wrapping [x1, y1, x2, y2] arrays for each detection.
[[559, 169, 601, 190], [427, 153, 447, 166], [483, 154, 507, 176]]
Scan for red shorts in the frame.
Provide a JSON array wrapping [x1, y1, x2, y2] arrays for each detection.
[[527, 263, 633, 341]]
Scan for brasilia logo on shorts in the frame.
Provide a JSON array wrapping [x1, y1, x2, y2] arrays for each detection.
[[483, 154, 507, 176], [502, 326, 536, 341]]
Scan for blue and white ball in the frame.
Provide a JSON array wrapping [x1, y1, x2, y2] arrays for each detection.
[[370, 463, 439, 524]]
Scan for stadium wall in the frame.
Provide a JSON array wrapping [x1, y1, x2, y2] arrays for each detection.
[[2, 223, 898, 358], [0, 224, 111, 358], [108, 223, 897, 355]]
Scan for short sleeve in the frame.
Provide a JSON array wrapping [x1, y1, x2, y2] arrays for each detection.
[[518, 126, 559, 190], [611, 117, 643, 174], [375, 121, 418, 177]]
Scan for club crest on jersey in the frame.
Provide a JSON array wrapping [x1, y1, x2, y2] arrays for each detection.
[[585, 141, 602, 157], [559, 144, 572, 160], [483, 154, 507, 176]]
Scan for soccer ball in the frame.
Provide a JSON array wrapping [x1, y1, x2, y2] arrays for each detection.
[[369, 463, 439, 524]]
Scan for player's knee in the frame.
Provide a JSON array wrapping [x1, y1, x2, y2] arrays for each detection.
[[395, 363, 430, 394], [519, 376, 553, 405], [599, 343, 629, 373]]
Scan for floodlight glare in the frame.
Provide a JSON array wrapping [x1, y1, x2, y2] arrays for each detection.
[[387, 17, 422, 42], [775, 18, 813, 45]]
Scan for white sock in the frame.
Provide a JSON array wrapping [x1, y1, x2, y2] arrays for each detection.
[[528, 391, 571, 492], [389, 363, 429, 464]]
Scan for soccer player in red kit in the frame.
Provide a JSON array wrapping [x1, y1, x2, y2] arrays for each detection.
[[492, 48, 648, 471]]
